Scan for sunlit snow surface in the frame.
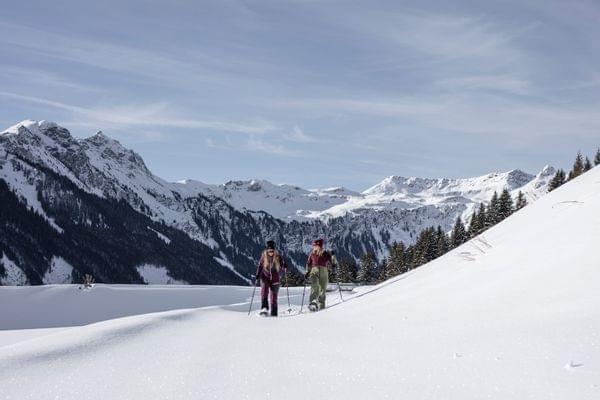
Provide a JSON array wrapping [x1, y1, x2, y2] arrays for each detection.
[[1, 167, 599, 399]]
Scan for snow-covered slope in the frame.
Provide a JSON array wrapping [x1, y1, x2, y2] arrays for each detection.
[[0, 253, 28, 285], [310, 166, 554, 219], [0, 166, 598, 399], [1, 120, 206, 242], [176, 178, 358, 220]]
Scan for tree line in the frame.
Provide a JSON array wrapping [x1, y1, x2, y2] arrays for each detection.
[[285, 148, 599, 287], [334, 187, 526, 285], [548, 148, 600, 192], [340, 147, 599, 285]]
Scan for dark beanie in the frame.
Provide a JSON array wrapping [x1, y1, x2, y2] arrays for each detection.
[[312, 238, 324, 247], [266, 240, 276, 250]]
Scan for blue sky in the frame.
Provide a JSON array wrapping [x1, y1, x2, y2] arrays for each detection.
[[1, 0, 599, 190]]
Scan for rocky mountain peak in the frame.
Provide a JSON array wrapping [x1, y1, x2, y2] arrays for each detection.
[[504, 169, 534, 189], [85, 130, 125, 148], [537, 165, 556, 177], [82, 131, 150, 175], [2, 120, 56, 135]]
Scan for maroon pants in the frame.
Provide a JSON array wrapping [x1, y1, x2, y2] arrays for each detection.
[[260, 280, 280, 316]]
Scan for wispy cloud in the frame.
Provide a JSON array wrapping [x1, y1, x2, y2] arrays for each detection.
[[0, 22, 225, 86], [274, 93, 600, 141], [277, 97, 445, 119], [0, 66, 107, 93], [383, 14, 516, 61], [548, 77, 600, 93], [242, 135, 290, 155], [0, 21, 299, 95], [321, 9, 536, 74], [432, 75, 534, 96], [284, 125, 318, 143], [0, 91, 276, 136], [201, 135, 291, 156]]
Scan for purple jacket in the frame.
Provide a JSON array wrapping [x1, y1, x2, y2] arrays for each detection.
[[306, 251, 333, 269], [257, 251, 288, 284]]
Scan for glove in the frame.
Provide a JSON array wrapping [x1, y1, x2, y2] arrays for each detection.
[[304, 271, 310, 279]]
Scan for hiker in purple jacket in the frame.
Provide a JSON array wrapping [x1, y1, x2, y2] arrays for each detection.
[[256, 240, 288, 316]]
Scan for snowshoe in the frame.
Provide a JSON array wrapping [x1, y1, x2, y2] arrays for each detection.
[[259, 308, 269, 317]]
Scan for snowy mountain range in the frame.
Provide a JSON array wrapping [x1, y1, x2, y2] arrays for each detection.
[[0, 120, 555, 285], [177, 165, 553, 222]]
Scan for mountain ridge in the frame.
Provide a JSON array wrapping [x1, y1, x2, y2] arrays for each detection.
[[0, 120, 555, 284]]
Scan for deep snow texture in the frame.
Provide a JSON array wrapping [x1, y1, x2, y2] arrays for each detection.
[[0, 167, 598, 399]]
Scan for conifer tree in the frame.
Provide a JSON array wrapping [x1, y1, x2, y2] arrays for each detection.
[[385, 241, 406, 279], [413, 229, 428, 265], [485, 191, 500, 227], [498, 188, 514, 221], [548, 169, 566, 192], [377, 258, 388, 283], [286, 267, 305, 286], [515, 191, 527, 210], [425, 227, 438, 262], [476, 203, 487, 233], [450, 217, 468, 248], [595, 148, 600, 166], [467, 209, 479, 238], [584, 157, 592, 172], [328, 265, 336, 282], [414, 227, 438, 265], [405, 246, 416, 270], [337, 259, 356, 283], [435, 225, 449, 257], [567, 151, 585, 181], [357, 252, 376, 284]]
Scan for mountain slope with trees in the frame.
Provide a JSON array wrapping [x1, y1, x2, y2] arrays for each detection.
[[0, 120, 569, 285]]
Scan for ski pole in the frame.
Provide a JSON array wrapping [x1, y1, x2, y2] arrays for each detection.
[[331, 254, 343, 302], [336, 274, 343, 302], [300, 274, 308, 314], [285, 270, 292, 313], [247, 274, 260, 316]]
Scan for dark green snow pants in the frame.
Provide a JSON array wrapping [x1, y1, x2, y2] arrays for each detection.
[[309, 266, 329, 309]]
